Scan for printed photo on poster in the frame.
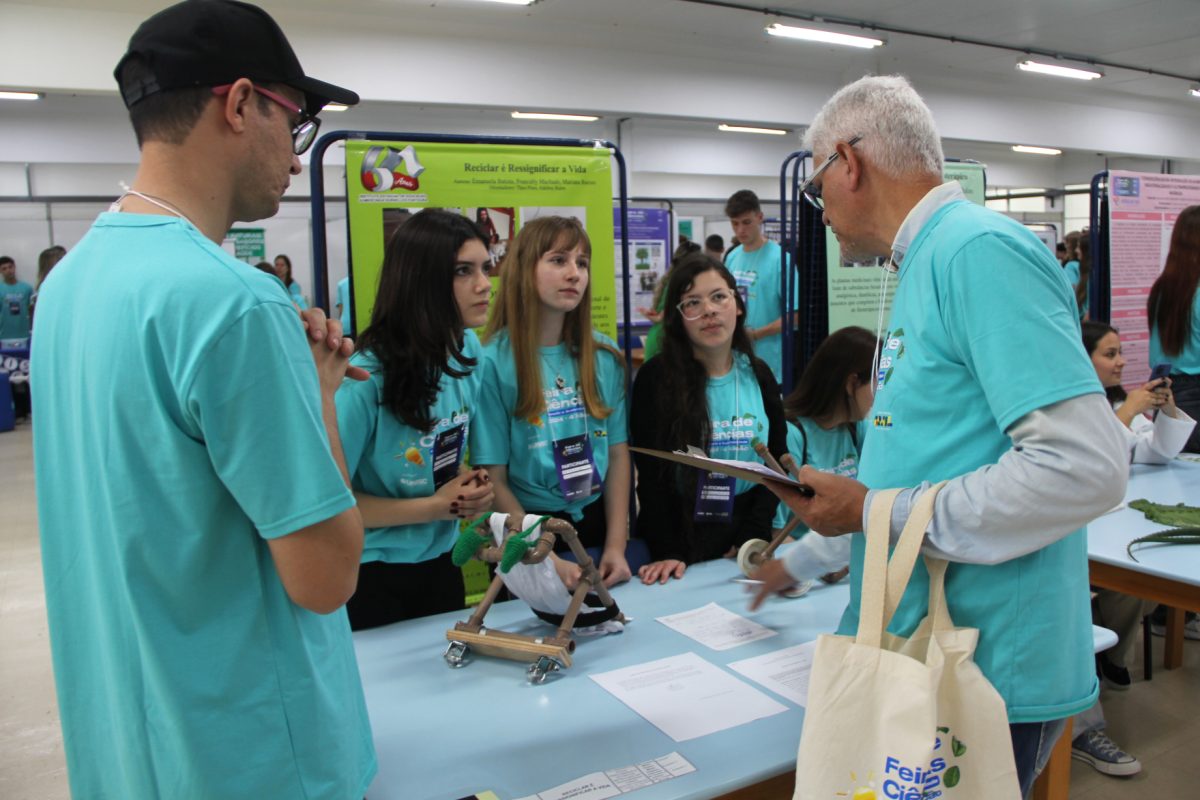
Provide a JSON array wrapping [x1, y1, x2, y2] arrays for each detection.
[[466, 207, 514, 263]]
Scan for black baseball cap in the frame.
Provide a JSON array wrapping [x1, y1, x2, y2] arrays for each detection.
[[114, 0, 358, 116]]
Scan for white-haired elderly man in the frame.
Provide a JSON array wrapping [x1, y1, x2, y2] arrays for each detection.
[[752, 75, 1129, 794]]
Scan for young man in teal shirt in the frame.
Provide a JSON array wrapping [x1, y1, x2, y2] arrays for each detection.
[[0, 256, 34, 343], [31, 3, 375, 798], [723, 190, 795, 384], [752, 75, 1129, 794]]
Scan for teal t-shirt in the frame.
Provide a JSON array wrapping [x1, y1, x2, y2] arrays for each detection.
[[1149, 290, 1200, 374], [772, 417, 863, 530], [705, 352, 772, 496], [337, 276, 352, 332], [30, 213, 376, 799], [289, 279, 309, 309], [337, 331, 484, 563], [725, 239, 797, 383], [470, 331, 627, 518], [1063, 260, 1080, 287], [1, 279, 33, 341], [852, 200, 1103, 723]]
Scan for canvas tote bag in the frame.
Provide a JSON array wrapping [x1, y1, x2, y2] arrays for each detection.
[[793, 484, 1020, 800]]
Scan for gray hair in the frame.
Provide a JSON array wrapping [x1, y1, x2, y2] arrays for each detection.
[[803, 75, 943, 180]]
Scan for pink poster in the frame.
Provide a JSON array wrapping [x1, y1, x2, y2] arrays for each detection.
[[1107, 171, 1200, 387]]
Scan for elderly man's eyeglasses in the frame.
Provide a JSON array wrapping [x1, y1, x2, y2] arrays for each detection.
[[800, 134, 863, 211], [677, 289, 736, 320], [212, 83, 321, 155]]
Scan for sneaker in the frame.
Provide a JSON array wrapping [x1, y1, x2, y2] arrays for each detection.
[[1149, 617, 1200, 640], [1071, 729, 1142, 776], [1096, 654, 1131, 691]]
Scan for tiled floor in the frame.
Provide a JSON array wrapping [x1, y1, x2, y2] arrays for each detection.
[[1, 419, 1195, 798]]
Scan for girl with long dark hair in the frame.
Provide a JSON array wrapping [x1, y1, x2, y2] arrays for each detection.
[[770, 326, 877, 581], [630, 253, 786, 584], [471, 216, 632, 588], [335, 210, 496, 629], [1147, 205, 1200, 451]]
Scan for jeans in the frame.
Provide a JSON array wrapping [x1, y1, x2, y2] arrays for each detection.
[[1010, 718, 1068, 798]]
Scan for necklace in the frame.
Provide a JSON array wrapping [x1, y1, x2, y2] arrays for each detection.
[[110, 187, 198, 230]]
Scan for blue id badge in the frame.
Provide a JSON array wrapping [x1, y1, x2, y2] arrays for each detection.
[[431, 424, 465, 488], [552, 433, 602, 502], [694, 471, 735, 522]]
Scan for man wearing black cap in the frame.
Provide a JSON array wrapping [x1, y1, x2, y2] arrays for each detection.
[[30, 2, 377, 797]]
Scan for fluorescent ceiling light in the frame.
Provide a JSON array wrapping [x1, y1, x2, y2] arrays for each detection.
[[718, 124, 789, 136], [1012, 145, 1063, 156], [0, 90, 42, 101], [323, 103, 349, 112], [765, 23, 883, 49], [472, 0, 536, 5], [1017, 60, 1102, 81], [512, 111, 599, 122], [1190, 86, 1200, 98]]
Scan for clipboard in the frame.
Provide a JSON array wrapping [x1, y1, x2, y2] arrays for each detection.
[[630, 447, 815, 498]]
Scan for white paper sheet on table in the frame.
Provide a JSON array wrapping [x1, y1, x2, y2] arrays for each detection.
[[727, 639, 819, 707], [513, 752, 696, 800], [589, 652, 787, 742], [654, 601, 778, 651]]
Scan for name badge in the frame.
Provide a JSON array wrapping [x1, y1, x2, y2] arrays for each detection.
[[431, 424, 465, 488], [694, 471, 735, 522], [552, 433, 603, 502]]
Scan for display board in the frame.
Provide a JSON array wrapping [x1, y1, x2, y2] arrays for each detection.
[[1106, 170, 1200, 386], [826, 163, 986, 333], [344, 141, 617, 338], [614, 207, 670, 325]]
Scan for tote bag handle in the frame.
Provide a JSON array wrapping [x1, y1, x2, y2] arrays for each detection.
[[857, 481, 948, 647]]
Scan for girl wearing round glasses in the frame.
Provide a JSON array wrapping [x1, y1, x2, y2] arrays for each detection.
[[630, 253, 787, 585], [471, 216, 633, 588], [334, 210, 496, 630]]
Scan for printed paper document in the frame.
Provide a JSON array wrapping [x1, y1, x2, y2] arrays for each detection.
[[590, 652, 787, 742], [728, 639, 819, 707], [655, 601, 778, 651]]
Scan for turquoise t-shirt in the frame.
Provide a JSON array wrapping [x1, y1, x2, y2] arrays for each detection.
[[1063, 260, 1080, 287], [772, 417, 863, 530], [705, 352, 772, 496], [471, 331, 628, 518], [1, 279, 33, 341], [31, 214, 376, 799], [1061, 260, 1090, 319], [289, 279, 309, 309], [852, 200, 1103, 723], [1149, 290, 1200, 374], [726, 239, 797, 383], [336, 276, 352, 332], [337, 331, 484, 563]]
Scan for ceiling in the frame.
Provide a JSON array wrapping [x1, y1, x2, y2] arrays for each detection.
[[2, 0, 1199, 187]]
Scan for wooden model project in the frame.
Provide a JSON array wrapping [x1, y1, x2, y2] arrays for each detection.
[[445, 513, 627, 683]]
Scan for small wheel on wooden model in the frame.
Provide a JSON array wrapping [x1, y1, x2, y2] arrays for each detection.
[[737, 538, 769, 577], [526, 655, 564, 684], [443, 641, 471, 668]]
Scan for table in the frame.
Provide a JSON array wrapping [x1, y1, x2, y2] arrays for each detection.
[[1035, 458, 1200, 800], [1087, 459, 1200, 669], [354, 560, 849, 800]]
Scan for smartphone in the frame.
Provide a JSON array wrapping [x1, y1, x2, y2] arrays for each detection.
[[1149, 363, 1172, 383]]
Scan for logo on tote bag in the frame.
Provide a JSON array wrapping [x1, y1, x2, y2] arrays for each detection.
[[840, 727, 967, 799]]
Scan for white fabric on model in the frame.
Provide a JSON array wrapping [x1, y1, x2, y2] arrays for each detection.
[[793, 483, 1020, 800], [486, 514, 623, 636]]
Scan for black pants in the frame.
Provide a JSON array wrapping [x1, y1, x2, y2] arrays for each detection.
[[1170, 372, 1200, 452], [526, 496, 608, 553], [345, 551, 465, 631]]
